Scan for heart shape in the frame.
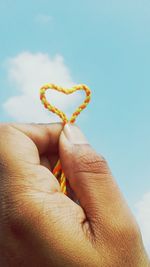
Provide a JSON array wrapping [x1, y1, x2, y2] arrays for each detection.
[[40, 83, 91, 195], [40, 83, 91, 124]]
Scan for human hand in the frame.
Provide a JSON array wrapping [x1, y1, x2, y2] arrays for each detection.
[[0, 123, 149, 267]]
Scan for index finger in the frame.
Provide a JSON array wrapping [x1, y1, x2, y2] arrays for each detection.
[[9, 123, 63, 155]]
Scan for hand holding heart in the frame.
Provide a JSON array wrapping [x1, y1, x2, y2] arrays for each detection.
[[0, 123, 149, 266]]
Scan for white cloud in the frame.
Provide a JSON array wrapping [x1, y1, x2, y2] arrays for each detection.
[[3, 52, 82, 123], [35, 14, 52, 24], [135, 191, 150, 256]]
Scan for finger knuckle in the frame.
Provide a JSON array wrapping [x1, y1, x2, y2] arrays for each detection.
[[74, 146, 109, 175]]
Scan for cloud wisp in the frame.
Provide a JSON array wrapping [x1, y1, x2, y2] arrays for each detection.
[[3, 52, 82, 123]]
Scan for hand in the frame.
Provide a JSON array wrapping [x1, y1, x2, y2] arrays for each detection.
[[0, 123, 149, 267]]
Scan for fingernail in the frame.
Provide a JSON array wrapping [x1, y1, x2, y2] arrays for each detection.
[[63, 124, 88, 145]]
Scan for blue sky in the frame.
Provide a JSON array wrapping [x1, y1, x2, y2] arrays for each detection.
[[0, 0, 150, 253]]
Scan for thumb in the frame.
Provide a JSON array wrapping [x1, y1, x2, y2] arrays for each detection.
[[59, 124, 134, 235]]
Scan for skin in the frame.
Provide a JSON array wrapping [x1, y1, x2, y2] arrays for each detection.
[[0, 123, 149, 267]]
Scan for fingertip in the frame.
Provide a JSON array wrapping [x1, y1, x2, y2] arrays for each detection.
[[63, 123, 89, 145]]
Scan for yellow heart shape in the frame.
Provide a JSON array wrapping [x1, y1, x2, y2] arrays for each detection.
[[40, 83, 91, 124]]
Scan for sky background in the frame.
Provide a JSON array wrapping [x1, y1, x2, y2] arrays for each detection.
[[0, 0, 150, 255]]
